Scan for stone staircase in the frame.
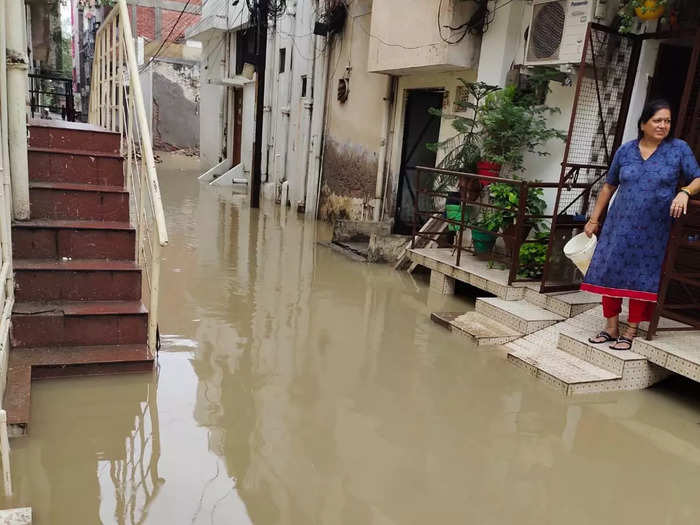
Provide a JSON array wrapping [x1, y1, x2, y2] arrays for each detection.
[[4, 120, 154, 435], [432, 286, 675, 395]]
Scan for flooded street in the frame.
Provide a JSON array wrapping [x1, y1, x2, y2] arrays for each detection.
[[3, 153, 700, 524]]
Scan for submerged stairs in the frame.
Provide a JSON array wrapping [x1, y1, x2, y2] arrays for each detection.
[[5, 120, 154, 435]]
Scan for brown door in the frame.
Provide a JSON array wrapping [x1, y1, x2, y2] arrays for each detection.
[[540, 24, 642, 293]]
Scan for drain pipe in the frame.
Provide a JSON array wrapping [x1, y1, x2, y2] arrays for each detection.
[[373, 75, 395, 222], [260, 23, 275, 182], [298, 3, 317, 212], [305, 33, 331, 219], [6, 0, 30, 220]]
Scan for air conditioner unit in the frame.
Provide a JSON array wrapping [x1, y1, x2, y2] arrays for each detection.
[[524, 0, 596, 66]]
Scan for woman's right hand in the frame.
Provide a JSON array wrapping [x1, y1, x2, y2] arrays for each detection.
[[584, 220, 599, 238]]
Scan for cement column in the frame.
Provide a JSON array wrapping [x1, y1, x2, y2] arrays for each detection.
[[429, 271, 455, 295], [6, 0, 30, 220], [154, 0, 162, 41]]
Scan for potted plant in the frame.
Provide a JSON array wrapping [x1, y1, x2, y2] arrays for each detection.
[[486, 181, 548, 254], [471, 210, 502, 255], [618, 0, 670, 33], [477, 85, 566, 184], [427, 80, 499, 200], [517, 231, 550, 279]]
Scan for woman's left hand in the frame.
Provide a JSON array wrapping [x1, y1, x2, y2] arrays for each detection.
[[670, 192, 690, 218]]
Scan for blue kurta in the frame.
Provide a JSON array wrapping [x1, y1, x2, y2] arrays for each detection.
[[581, 138, 700, 302]]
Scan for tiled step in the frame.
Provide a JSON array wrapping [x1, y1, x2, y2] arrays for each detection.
[[29, 119, 120, 155], [523, 288, 601, 318], [29, 182, 129, 222], [506, 339, 622, 395], [4, 344, 153, 431], [14, 259, 141, 302], [29, 148, 124, 186], [431, 311, 522, 346], [475, 297, 564, 334], [12, 219, 135, 260], [557, 327, 647, 375], [11, 301, 147, 348], [633, 333, 700, 383]]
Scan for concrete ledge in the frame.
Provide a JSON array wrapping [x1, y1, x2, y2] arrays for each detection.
[[431, 311, 522, 346], [0, 507, 31, 524]]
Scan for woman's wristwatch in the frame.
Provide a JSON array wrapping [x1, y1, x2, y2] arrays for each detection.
[[680, 187, 693, 198]]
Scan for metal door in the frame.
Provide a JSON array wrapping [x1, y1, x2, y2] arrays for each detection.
[[540, 24, 642, 293]]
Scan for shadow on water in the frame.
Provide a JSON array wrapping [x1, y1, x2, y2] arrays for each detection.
[[2, 153, 700, 524]]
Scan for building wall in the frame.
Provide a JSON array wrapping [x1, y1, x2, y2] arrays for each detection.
[[199, 33, 227, 169], [152, 60, 200, 151]]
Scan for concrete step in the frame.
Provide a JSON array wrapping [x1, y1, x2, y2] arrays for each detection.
[[4, 344, 153, 432], [633, 332, 700, 383], [14, 259, 141, 302], [28, 148, 124, 187], [11, 301, 147, 348], [29, 118, 121, 155], [29, 182, 129, 222], [431, 311, 523, 346], [475, 297, 564, 334], [12, 219, 135, 260], [506, 339, 622, 395], [523, 289, 601, 318]]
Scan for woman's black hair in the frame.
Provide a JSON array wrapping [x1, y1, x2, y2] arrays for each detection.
[[638, 99, 673, 140]]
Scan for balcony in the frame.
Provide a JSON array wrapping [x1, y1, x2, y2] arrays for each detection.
[[367, 0, 482, 75]]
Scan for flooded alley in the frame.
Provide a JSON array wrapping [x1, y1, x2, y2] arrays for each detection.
[[2, 154, 700, 524]]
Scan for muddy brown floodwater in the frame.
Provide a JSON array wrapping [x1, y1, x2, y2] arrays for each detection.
[[2, 153, 700, 524]]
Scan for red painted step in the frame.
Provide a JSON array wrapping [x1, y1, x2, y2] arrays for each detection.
[[14, 259, 142, 302], [28, 119, 120, 155], [12, 219, 135, 260], [4, 344, 153, 429], [11, 301, 148, 348], [29, 182, 129, 221], [29, 149, 124, 187]]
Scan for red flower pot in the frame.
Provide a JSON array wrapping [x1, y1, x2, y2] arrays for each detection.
[[477, 160, 501, 186]]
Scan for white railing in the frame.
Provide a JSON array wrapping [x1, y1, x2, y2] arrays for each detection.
[[88, 1, 168, 353], [0, 0, 17, 496]]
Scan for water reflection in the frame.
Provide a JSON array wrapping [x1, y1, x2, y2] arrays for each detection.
[[2, 154, 700, 524]]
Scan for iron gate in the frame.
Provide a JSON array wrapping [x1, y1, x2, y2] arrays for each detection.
[[540, 24, 642, 293]]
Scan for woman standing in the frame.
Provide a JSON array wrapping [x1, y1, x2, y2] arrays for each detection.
[[582, 99, 700, 350]]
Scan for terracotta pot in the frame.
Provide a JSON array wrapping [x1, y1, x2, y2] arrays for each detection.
[[477, 160, 501, 186], [635, 1, 665, 21]]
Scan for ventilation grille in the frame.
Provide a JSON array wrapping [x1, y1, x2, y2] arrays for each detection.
[[527, 0, 567, 62]]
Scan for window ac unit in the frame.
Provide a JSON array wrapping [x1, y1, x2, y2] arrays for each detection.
[[524, 0, 596, 66]]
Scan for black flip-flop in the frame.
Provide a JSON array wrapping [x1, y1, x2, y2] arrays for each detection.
[[609, 336, 633, 351], [588, 331, 616, 344]]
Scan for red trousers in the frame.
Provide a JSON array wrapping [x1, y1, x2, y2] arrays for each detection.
[[602, 296, 655, 323]]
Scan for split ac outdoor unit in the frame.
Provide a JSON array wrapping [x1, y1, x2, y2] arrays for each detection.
[[524, 0, 596, 66]]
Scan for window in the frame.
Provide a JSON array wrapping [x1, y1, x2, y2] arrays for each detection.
[[279, 48, 286, 73], [301, 75, 308, 97]]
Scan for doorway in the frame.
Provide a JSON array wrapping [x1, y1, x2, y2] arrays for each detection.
[[394, 89, 443, 234], [648, 42, 693, 134]]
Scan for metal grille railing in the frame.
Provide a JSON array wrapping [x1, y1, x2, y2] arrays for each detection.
[[89, 1, 169, 353], [28, 72, 77, 122]]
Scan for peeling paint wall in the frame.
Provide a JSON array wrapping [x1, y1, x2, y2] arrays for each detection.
[[152, 61, 200, 152], [319, 137, 377, 221]]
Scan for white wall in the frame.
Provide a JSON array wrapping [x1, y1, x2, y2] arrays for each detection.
[[624, 39, 661, 143], [199, 33, 227, 169]]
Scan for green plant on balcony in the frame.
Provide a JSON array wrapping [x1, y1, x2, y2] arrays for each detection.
[[426, 80, 498, 197], [478, 85, 566, 174], [517, 230, 551, 279], [618, 0, 671, 34]]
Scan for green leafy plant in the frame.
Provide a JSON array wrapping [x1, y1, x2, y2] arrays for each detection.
[[426, 80, 498, 192], [481, 181, 547, 232], [518, 230, 550, 278], [618, 0, 671, 34], [478, 85, 566, 173]]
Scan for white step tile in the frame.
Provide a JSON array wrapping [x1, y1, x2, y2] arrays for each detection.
[[506, 339, 621, 395], [431, 311, 522, 346], [476, 297, 564, 334], [557, 326, 647, 375]]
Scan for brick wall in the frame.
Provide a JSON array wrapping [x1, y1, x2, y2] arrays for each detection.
[[132, 2, 201, 42]]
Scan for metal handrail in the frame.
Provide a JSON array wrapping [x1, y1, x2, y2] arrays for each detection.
[[88, 1, 168, 352]]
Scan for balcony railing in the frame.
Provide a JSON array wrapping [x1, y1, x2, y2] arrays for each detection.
[[89, 0, 168, 352], [411, 167, 557, 285], [648, 200, 700, 339], [28, 72, 77, 122]]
